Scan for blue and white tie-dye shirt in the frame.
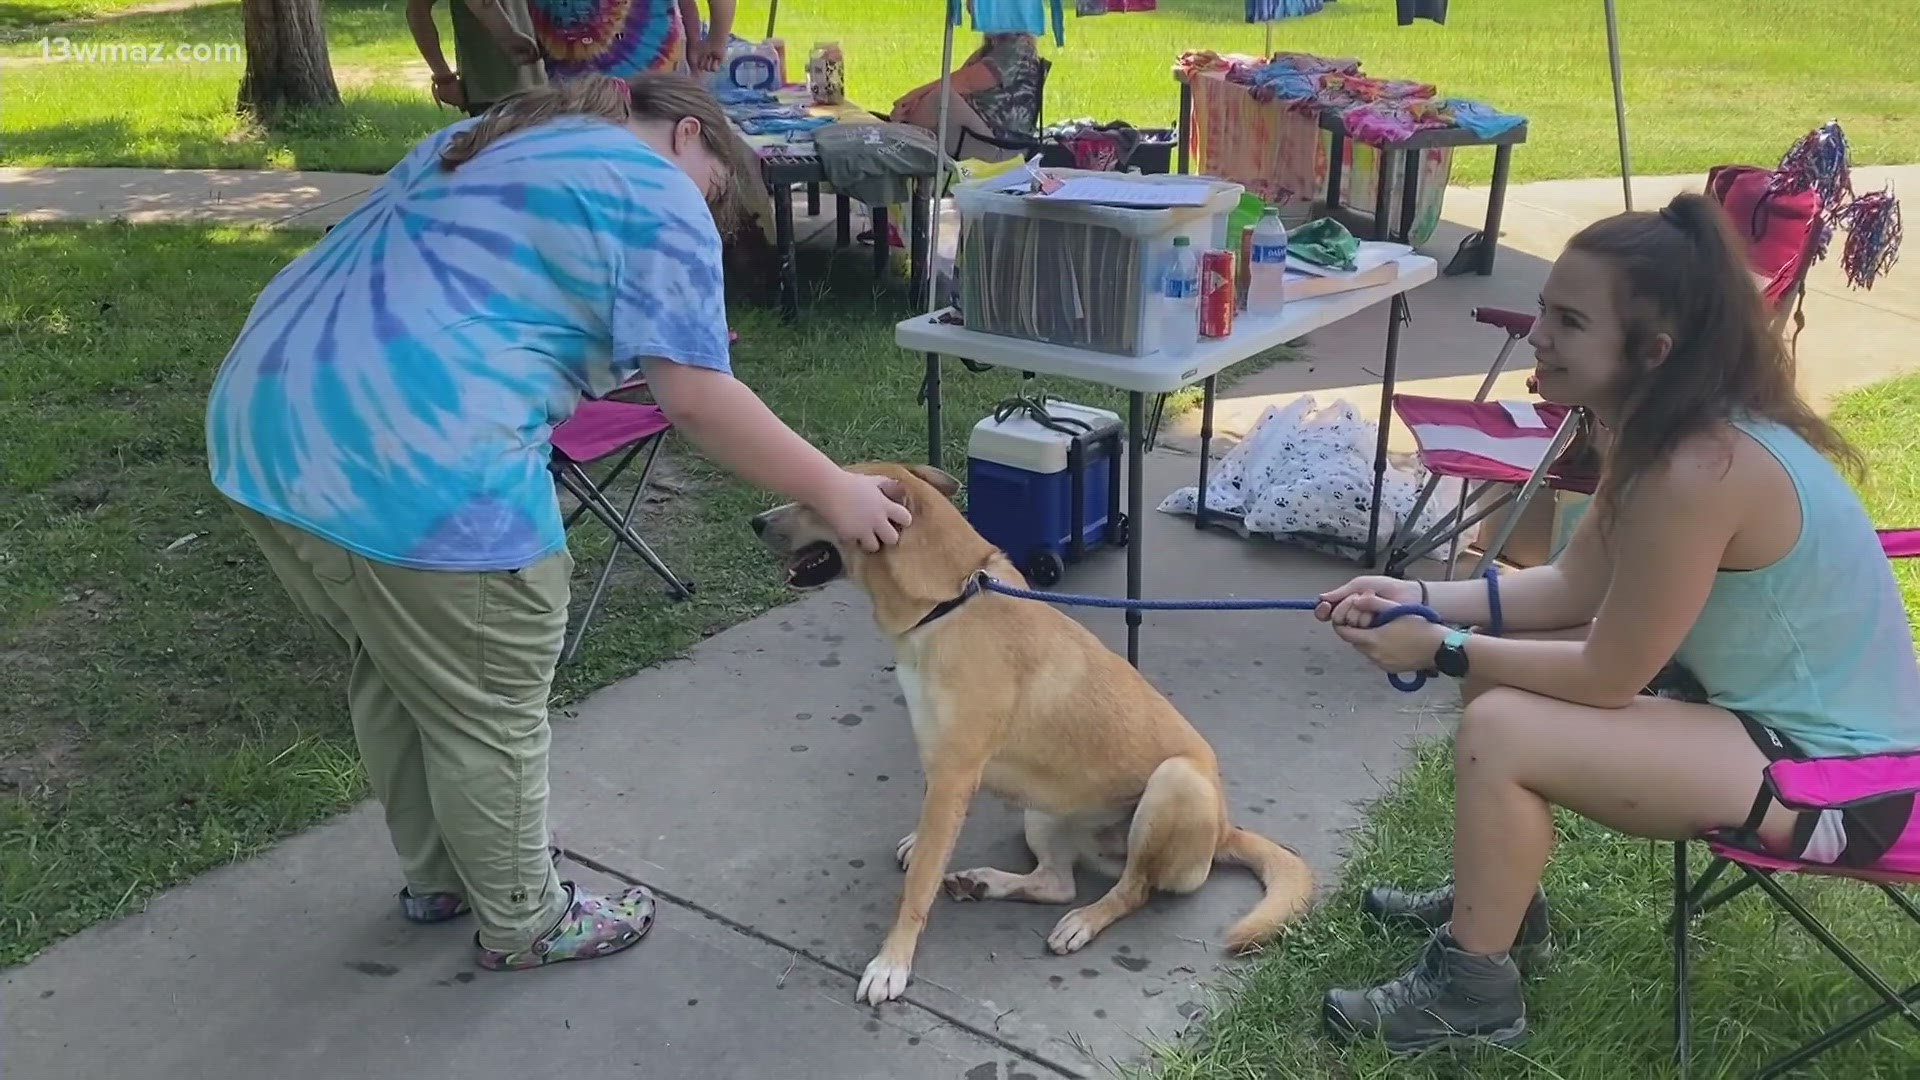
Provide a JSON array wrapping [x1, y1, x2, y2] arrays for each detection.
[[206, 115, 730, 572]]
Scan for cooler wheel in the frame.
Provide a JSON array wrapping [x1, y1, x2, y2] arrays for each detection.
[[1111, 513, 1131, 548], [1025, 549, 1065, 588]]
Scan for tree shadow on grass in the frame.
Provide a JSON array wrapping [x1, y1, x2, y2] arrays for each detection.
[[2, 97, 446, 172]]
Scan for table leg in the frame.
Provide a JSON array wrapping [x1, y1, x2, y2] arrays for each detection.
[[1127, 390, 1145, 667], [1399, 147, 1421, 244], [772, 181, 800, 323], [1326, 133, 1345, 214], [1481, 144, 1514, 276], [1366, 293, 1408, 567], [807, 182, 820, 216], [1176, 81, 1191, 175], [836, 193, 851, 248], [910, 177, 932, 308], [872, 205, 891, 280], [1372, 148, 1395, 242], [1195, 375, 1215, 530], [924, 351, 943, 470]]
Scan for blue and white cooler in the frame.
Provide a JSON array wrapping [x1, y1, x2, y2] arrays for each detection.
[[965, 398, 1128, 587]]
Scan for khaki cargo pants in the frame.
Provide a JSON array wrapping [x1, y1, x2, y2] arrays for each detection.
[[232, 503, 572, 951]]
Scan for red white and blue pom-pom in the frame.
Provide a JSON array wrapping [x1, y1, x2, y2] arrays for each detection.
[[1836, 187, 1903, 291], [1773, 120, 1854, 212]]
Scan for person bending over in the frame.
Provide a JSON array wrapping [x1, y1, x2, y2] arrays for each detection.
[[206, 73, 909, 972]]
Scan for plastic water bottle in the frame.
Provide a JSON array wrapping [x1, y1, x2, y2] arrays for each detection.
[[1245, 207, 1289, 316], [1159, 236, 1200, 355]]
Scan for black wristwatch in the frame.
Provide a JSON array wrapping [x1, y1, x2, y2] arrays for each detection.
[[1433, 628, 1472, 678]]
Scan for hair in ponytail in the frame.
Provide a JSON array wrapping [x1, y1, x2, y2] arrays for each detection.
[[1566, 192, 1863, 526], [437, 72, 759, 228]]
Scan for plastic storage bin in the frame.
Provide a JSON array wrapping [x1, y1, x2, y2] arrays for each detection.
[[966, 399, 1128, 586], [954, 171, 1245, 357]]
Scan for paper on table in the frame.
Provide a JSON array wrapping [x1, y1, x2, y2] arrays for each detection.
[[1031, 177, 1217, 206], [984, 166, 1216, 206]]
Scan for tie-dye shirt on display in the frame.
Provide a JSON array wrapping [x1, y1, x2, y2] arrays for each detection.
[[205, 115, 730, 572]]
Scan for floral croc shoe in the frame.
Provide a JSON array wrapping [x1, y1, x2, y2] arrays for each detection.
[[475, 881, 656, 971]]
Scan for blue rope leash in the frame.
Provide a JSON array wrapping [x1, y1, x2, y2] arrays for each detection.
[[971, 573, 1455, 693]]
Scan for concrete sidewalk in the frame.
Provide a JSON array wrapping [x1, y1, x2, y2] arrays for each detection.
[[0, 166, 380, 228]]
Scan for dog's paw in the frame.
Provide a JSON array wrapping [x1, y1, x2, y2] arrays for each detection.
[[856, 953, 912, 1006], [895, 832, 917, 871], [1046, 907, 1103, 954], [942, 869, 994, 901]]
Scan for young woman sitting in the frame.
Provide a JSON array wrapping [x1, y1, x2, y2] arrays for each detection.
[[1310, 191, 1920, 1053]]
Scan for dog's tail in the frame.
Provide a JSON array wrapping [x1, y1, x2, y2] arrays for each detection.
[[1215, 827, 1313, 952]]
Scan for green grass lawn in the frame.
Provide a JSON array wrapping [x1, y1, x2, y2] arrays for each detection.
[[0, 0, 453, 171], [3, 0, 1917, 178], [0, 219, 1233, 966], [0, 0, 172, 31]]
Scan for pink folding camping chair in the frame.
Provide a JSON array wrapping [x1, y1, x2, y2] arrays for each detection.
[[549, 396, 695, 665], [1663, 533, 1920, 1075]]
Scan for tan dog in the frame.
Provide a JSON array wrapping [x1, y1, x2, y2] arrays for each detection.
[[751, 463, 1313, 1006]]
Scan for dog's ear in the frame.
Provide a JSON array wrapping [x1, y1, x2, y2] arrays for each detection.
[[905, 464, 961, 499]]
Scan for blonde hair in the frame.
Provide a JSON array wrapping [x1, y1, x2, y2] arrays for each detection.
[[438, 72, 758, 230]]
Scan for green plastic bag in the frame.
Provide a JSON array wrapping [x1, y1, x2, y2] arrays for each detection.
[[1287, 217, 1361, 271]]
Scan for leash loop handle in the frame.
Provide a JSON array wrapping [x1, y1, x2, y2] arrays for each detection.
[[1369, 601, 1446, 692]]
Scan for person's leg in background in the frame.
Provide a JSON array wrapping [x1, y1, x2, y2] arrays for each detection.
[[893, 87, 1008, 160], [229, 504, 464, 919]]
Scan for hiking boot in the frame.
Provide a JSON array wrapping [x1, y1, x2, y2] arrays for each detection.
[[398, 845, 564, 925], [1323, 926, 1528, 1054], [1361, 880, 1553, 967], [474, 881, 656, 971]]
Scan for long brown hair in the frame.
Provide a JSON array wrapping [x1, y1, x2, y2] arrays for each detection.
[[1566, 191, 1862, 524], [437, 72, 759, 229]]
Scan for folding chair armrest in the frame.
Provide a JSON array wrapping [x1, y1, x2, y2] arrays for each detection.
[[1472, 307, 1536, 338]]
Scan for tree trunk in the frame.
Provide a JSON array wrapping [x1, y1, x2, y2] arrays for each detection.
[[237, 0, 341, 124]]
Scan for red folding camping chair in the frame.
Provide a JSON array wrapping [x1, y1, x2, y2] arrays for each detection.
[[1380, 166, 1825, 578], [549, 390, 695, 666], [1665, 527, 1920, 1076]]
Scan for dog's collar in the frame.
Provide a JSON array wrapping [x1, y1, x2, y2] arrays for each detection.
[[910, 572, 985, 631]]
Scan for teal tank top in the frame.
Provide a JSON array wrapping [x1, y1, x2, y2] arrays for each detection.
[[1673, 417, 1920, 758]]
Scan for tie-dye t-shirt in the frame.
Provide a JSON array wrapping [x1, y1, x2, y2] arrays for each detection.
[[530, 0, 685, 80], [205, 115, 729, 572]]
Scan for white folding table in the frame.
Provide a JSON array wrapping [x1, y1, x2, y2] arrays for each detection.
[[895, 253, 1438, 665]]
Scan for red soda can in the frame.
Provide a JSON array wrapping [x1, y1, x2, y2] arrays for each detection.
[[1200, 249, 1236, 338]]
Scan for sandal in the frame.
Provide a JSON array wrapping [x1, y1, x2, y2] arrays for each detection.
[[399, 844, 563, 924], [474, 880, 656, 971]]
